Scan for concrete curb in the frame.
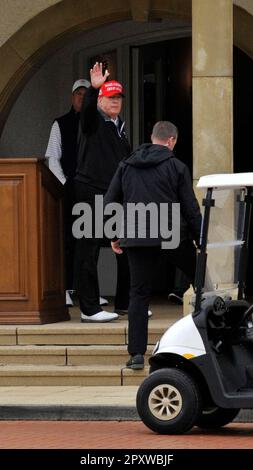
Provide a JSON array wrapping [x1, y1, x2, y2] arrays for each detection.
[[0, 405, 139, 421], [0, 406, 252, 422]]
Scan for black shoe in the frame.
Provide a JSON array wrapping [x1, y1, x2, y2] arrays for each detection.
[[126, 354, 144, 370]]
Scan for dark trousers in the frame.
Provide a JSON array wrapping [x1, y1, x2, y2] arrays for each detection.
[[63, 180, 76, 291], [74, 180, 130, 316], [126, 239, 197, 356], [172, 268, 190, 297]]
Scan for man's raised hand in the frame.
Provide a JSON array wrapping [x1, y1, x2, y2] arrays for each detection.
[[90, 62, 110, 89]]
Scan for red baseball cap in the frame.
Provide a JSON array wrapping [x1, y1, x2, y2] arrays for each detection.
[[99, 80, 124, 98]]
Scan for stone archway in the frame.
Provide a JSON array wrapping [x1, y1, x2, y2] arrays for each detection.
[[0, 0, 192, 136], [234, 5, 253, 59], [0, 1, 252, 136]]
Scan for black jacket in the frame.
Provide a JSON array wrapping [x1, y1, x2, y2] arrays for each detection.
[[56, 107, 79, 179], [75, 87, 130, 192], [104, 143, 202, 247]]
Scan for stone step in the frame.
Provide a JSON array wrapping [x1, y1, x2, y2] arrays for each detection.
[[0, 327, 17, 345], [0, 345, 153, 366], [66, 345, 153, 366], [0, 321, 170, 346], [0, 305, 181, 386], [0, 364, 148, 386], [16, 323, 127, 346], [0, 346, 66, 366]]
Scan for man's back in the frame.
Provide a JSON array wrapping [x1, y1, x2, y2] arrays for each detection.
[[105, 142, 201, 246]]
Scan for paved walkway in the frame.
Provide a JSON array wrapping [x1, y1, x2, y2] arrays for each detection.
[[0, 421, 252, 449], [0, 386, 137, 406]]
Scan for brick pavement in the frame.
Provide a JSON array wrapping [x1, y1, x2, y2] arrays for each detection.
[[0, 421, 252, 449]]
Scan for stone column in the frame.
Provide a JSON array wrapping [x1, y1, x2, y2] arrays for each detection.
[[184, 1, 235, 313], [192, 0, 233, 180]]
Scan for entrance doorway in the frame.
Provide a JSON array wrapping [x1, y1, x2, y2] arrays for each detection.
[[131, 37, 192, 170], [234, 47, 253, 296]]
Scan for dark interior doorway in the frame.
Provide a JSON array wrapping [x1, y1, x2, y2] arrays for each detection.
[[234, 47, 253, 296], [234, 47, 253, 173], [132, 37, 192, 171]]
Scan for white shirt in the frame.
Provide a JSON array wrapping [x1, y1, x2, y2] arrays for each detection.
[[45, 121, 66, 185]]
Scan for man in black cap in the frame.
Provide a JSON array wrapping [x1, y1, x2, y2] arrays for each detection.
[[46, 79, 93, 307]]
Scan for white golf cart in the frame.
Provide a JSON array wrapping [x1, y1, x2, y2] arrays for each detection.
[[136, 173, 253, 434]]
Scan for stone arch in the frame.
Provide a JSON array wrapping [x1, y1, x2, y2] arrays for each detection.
[[0, 0, 192, 135], [234, 5, 253, 59], [0, 0, 252, 135]]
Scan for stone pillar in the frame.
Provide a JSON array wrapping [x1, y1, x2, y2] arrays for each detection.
[[184, 1, 235, 314], [192, 0, 233, 181]]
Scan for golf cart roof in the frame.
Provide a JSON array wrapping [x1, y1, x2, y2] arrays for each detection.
[[197, 173, 253, 190]]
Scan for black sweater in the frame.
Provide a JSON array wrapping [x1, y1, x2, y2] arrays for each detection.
[[75, 87, 130, 192], [56, 107, 79, 179], [104, 143, 202, 247]]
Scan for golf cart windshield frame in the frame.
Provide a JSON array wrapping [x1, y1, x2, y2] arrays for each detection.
[[193, 174, 253, 316]]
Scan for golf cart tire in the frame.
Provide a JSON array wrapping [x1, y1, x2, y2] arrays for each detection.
[[196, 406, 240, 429], [136, 368, 202, 434]]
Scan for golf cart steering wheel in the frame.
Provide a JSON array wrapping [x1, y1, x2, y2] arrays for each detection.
[[205, 297, 228, 354], [207, 296, 227, 331], [213, 297, 227, 316]]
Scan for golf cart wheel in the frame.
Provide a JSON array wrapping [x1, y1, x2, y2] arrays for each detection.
[[136, 368, 202, 434], [196, 406, 240, 429]]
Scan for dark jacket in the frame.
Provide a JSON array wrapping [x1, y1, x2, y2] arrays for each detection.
[[104, 143, 202, 247], [56, 107, 80, 180], [75, 86, 131, 192]]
